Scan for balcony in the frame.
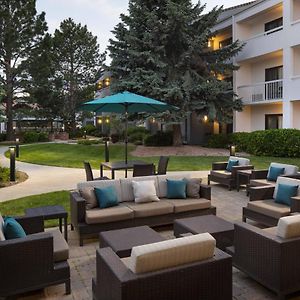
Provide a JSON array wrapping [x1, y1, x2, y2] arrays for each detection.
[[237, 79, 283, 104]]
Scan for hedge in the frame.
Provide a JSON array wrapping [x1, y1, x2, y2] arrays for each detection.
[[207, 129, 300, 157], [144, 131, 173, 146], [23, 132, 49, 143]]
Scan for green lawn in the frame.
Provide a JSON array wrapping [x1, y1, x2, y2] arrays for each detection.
[[6, 143, 300, 171], [0, 191, 69, 227]]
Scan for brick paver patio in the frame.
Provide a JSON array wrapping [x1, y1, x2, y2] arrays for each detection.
[[18, 184, 300, 300]]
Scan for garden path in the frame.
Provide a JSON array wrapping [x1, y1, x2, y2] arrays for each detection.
[[0, 145, 209, 202]]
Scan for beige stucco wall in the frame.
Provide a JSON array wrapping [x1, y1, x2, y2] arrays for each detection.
[[235, 106, 252, 132]]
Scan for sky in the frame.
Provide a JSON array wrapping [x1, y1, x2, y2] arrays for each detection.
[[36, 0, 251, 58]]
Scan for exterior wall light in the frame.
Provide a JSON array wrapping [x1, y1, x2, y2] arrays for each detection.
[[104, 78, 110, 87], [105, 117, 110, 124], [203, 115, 208, 122], [98, 118, 103, 124]]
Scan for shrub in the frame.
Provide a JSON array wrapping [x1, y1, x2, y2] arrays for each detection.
[[77, 139, 101, 145], [0, 133, 6, 142], [111, 133, 120, 143], [207, 134, 229, 148], [0, 166, 10, 183], [144, 131, 173, 146], [23, 132, 49, 143], [127, 127, 149, 136], [207, 129, 300, 157], [81, 124, 96, 135]]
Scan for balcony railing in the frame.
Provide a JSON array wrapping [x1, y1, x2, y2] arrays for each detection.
[[237, 79, 283, 104]]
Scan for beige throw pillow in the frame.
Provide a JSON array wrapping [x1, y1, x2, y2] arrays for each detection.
[[0, 214, 6, 241], [132, 180, 160, 203], [80, 187, 98, 209], [186, 178, 202, 199]]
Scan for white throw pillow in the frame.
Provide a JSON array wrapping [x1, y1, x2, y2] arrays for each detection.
[[132, 180, 160, 203]]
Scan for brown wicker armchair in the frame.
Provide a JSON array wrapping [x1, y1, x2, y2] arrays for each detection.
[[230, 222, 300, 300], [132, 163, 155, 177], [84, 161, 109, 181], [243, 177, 300, 227], [156, 156, 169, 175], [92, 247, 232, 300], [0, 215, 70, 298], [208, 156, 254, 190]]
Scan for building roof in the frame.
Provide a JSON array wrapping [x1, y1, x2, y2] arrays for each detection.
[[217, 1, 258, 23]]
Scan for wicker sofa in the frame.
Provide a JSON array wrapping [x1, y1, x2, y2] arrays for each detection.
[[0, 214, 70, 298], [208, 156, 254, 190], [230, 218, 300, 300], [243, 177, 300, 226], [92, 233, 232, 300], [71, 174, 215, 246]]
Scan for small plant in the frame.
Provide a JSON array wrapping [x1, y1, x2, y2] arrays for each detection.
[[144, 131, 173, 146], [0, 166, 10, 183], [77, 139, 101, 145]]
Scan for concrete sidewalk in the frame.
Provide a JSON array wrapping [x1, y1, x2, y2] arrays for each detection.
[[0, 146, 208, 202]]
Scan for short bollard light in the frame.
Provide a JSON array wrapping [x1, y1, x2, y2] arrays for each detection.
[[15, 138, 20, 158], [9, 146, 16, 182], [104, 139, 110, 162], [84, 130, 87, 139], [230, 145, 236, 156]]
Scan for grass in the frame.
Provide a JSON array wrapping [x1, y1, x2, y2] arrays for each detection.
[[0, 191, 70, 227], [7, 143, 300, 171]]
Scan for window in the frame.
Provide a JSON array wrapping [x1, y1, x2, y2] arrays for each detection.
[[265, 114, 283, 129], [219, 38, 232, 49], [265, 17, 283, 33], [265, 66, 283, 81]]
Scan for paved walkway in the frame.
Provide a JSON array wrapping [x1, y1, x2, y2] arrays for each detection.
[[0, 146, 208, 202]]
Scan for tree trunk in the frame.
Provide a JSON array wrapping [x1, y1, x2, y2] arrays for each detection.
[[172, 124, 182, 146], [5, 77, 14, 141]]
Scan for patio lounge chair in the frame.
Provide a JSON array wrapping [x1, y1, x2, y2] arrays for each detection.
[[0, 214, 70, 298], [230, 216, 300, 300], [243, 177, 300, 226], [247, 163, 299, 194], [156, 156, 169, 175], [92, 233, 232, 300], [208, 156, 254, 190]]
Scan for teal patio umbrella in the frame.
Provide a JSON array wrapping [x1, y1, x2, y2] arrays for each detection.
[[80, 91, 178, 163]]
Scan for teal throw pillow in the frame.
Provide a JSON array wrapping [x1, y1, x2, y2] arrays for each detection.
[[4, 217, 26, 239], [267, 166, 285, 181], [275, 183, 298, 206], [167, 179, 187, 199], [95, 186, 119, 209], [226, 159, 239, 172]]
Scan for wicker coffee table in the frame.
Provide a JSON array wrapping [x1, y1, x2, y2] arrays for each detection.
[[174, 215, 234, 250], [99, 226, 165, 258]]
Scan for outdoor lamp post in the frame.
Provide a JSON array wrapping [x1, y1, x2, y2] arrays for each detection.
[[84, 130, 87, 139], [104, 139, 109, 162], [230, 145, 236, 156], [9, 146, 16, 182], [15, 138, 20, 158]]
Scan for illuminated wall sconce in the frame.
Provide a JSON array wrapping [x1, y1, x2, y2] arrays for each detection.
[[97, 118, 103, 124], [97, 81, 103, 90], [152, 117, 155, 123], [230, 145, 236, 156], [105, 117, 110, 124], [104, 77, 110, 87], [203, 115, 208, 122]]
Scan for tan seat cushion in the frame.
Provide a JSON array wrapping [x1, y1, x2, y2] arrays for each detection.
[[85, 204, 134, 224], [50, 229, 69, 262], [247, 200, 290, 219], [80, 187, 98, 209], [210, 170, 232, 179], [124, 201, 173, 218], [262, 226, 277, 236], [31, 229, 69, 263], [166, 198, 211, 213], [128, 233, 216, 274], [250, 179, 276, 187]]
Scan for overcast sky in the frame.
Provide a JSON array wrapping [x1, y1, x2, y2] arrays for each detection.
[[36, 0, 250, 58]]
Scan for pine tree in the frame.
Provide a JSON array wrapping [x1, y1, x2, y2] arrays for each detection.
[[108, 0, 243, 145], [51, 18, 105, 132], [0, 0, 47, 140]]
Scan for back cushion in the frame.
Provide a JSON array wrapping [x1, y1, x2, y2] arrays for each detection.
[[157, 174, 191, 198], [120, 176, 159, 202], [129, 233, 215, 274], [273, 177, 300, 199], [270, 162, 299, 176], [229, 156, 250, 166], [277, 215, 300, 238], [77, 179, 122, 202], [0, 214, 5, 241]]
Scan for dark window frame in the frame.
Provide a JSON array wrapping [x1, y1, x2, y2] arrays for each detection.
[[265, 17, 283, 33], [265, 114, 283, 129], [219, 37, 232, 49]]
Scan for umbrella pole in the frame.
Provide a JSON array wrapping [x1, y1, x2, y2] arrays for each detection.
[[125, 105, 128, 165]]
